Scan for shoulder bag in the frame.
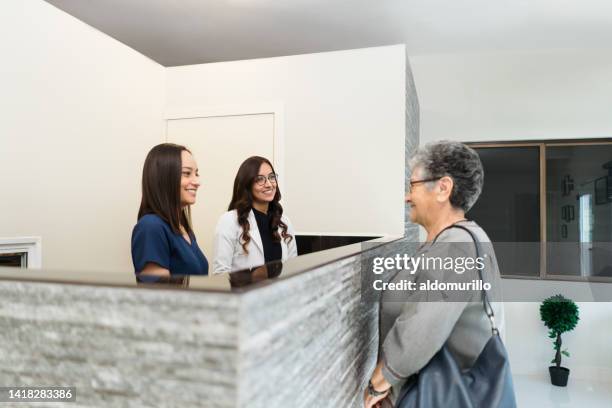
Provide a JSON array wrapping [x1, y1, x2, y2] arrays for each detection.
[[395, 224, 517, 408]]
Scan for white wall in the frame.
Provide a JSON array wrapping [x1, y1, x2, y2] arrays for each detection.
[[1, 4, 405, 273], [505, 301, 612, 380], [410, 49, 612, 381], [502, 280, 612, 381], [412, 50, 612, 144], [166, 45, 406, 236], [0, 0, 165, 272]]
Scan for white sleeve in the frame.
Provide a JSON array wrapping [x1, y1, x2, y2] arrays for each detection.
[[213, 213, 236, 274], [283, 215, 298, 259]]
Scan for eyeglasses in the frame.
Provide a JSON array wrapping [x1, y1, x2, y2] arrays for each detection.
[[408, 177, 441, 192], [254, 173, 278, 186]]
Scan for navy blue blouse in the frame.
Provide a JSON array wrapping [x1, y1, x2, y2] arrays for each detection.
[[131, 214, 208, 275]]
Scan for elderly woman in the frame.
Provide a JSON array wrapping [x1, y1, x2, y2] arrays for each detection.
[[364, 141, 505, 408]]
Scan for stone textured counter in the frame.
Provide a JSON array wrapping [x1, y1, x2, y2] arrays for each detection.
[[0, 280, 240, 407], [0, 238, 417, 408]]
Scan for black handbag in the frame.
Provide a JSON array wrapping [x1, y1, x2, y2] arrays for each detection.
[[395, 224, 517, 408]]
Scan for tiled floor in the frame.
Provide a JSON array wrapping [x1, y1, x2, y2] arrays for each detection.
[[514, 375, 612, 407]]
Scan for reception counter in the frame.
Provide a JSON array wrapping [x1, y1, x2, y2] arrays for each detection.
[[0, 236, 415, 407]]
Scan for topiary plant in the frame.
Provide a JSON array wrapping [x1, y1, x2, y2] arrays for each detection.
[[540, 294, 580, 368]]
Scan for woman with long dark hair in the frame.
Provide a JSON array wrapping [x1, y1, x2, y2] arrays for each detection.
[[131, 143, 208, 276], [213, 156, 297, 273]]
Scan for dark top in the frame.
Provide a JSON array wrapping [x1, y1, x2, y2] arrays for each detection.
[[131, 214, 208, 275], [253, 208, 282, 263]]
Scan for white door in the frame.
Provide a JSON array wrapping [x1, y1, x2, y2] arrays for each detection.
[[167, 113, 275, 258]]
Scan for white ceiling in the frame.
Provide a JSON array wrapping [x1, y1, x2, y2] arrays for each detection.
[[45, 0, 612, 66]]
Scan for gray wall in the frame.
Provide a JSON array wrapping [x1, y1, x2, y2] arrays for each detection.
[[405, 55, 420, 238]]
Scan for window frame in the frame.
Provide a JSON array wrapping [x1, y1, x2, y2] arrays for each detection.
[[468, 138, 612, 283]]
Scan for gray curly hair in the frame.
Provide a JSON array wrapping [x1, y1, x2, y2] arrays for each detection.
[[409, 141, 484, 212]]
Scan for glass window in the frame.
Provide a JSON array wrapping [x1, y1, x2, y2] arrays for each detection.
[[469, 146, 541, 277], [546, 145, 612, 278]]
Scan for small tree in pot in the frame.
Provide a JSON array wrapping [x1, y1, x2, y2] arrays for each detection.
[[540, 294, 580, 387]]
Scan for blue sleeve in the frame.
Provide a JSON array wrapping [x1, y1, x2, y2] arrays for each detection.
[[131, 217, 171, 273]]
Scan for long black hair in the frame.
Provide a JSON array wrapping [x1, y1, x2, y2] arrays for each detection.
[[138, 143, 193, 236], [228, 156, 292, 253]]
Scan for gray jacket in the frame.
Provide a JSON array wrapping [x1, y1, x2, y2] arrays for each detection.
[[379, 221, 505, 396]]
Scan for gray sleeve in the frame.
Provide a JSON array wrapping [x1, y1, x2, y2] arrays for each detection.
[[380, 228, 480, 384], [381, 300, 468, 385]]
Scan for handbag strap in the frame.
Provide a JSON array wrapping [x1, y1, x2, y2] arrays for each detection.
[[432, 222, 499, 335]]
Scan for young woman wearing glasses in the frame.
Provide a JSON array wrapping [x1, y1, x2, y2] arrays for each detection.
[[212, 156, 297, 274]]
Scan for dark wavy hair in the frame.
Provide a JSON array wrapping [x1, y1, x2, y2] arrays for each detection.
[[228, 156, 292, 253], [138, 143, 193, 236]]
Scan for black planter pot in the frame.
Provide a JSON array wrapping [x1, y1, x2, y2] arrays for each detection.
[[549, 366, 570, 387]]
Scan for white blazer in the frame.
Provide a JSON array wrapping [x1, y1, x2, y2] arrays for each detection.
[[213, 209, 298, 274]]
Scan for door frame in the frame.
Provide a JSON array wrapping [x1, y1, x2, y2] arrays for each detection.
[[164, 102, 286, 204]]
